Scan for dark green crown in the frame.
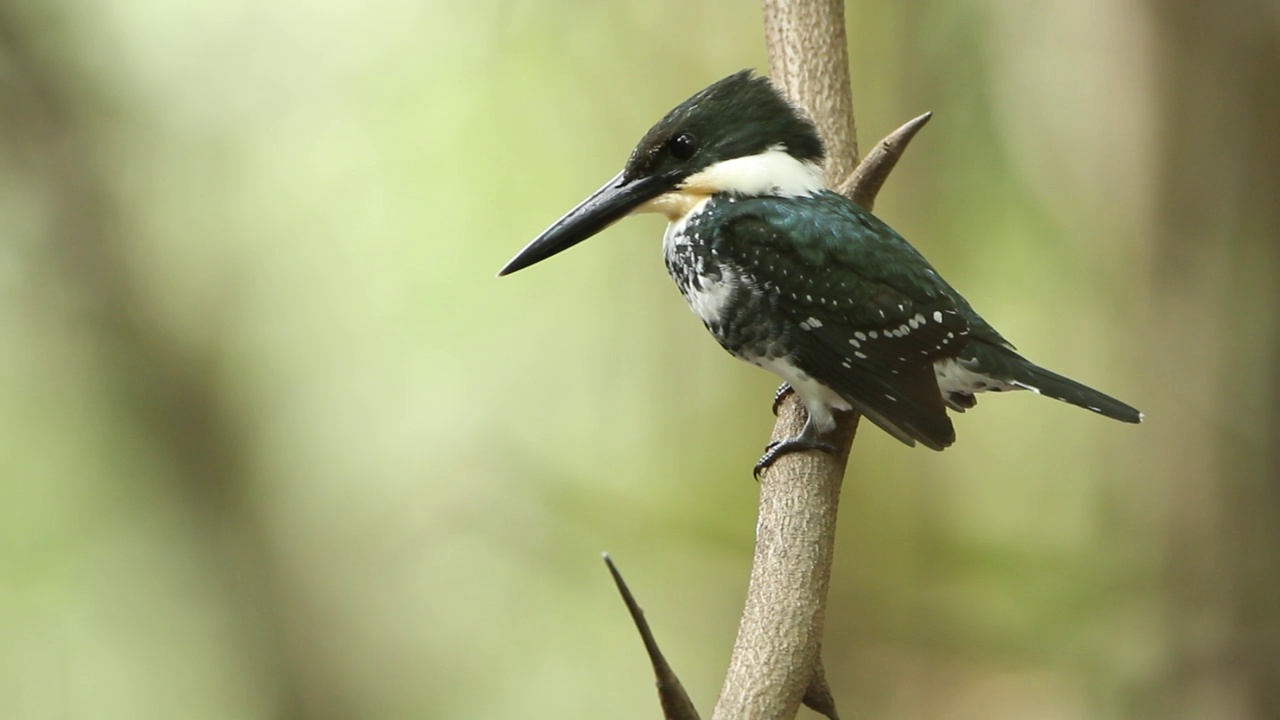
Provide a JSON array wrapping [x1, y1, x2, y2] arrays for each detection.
[[621, 70, 825, 184]]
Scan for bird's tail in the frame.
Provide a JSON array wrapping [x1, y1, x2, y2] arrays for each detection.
[[1010, 357, 1142, 423]]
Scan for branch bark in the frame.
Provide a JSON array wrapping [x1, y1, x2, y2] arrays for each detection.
[[712, 1, 930, 717], [761, 0, 859, 188]]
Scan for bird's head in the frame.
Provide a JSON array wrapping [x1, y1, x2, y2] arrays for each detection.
[[499, 70, 825, 276]]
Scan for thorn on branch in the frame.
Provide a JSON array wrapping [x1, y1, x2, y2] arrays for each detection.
[[603, 553, 701, 720], [838, 111, 933, 209], [802, 658, 841, 720]]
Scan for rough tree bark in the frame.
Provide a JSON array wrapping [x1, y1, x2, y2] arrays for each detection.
[[711, 1, 929, 718]]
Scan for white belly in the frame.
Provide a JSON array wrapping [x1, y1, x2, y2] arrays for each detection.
[[754, 356, 851, 433]]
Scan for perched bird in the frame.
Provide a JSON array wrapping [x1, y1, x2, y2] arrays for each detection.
[[500, 70, 1141, 476]]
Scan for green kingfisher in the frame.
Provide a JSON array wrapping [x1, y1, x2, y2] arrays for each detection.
[[499, 70, 1142, 475]]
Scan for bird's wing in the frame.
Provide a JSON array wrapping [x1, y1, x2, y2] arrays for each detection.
[[713, 193, 970, 450]]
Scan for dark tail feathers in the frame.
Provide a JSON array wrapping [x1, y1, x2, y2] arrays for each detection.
[[1008, 359, 1143, 424]]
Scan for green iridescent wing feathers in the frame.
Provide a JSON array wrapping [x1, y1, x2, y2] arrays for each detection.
[[712, 192, 974, 449]]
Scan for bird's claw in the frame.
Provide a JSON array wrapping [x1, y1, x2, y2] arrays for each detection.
[[753, 436, 838, 480], [771, 383, 794, 415]]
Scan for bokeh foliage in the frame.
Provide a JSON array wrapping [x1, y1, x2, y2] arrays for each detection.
[[1, 0, 1277, 718]]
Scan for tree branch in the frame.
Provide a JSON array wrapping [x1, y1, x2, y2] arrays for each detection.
[[603, 555, 700, 720], [711, 1, 931, 718], [839, 111, 933, 208], [761, 0, 859, 187]]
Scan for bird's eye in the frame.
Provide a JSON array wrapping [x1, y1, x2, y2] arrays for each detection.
[[667, 132, 699, 161]]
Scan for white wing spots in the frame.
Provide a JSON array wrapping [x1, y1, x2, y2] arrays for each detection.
[[854, 331, 867, 341], [680, 145, 826, 198], [854, 351, 868, 359], [933, 310, 944, 323], [799, 316, 824, 331], [805, 294, 812, 301], [848, 338, 861, 348], [841, 360, 852, 369], [868, 331, 878, 339], [884, 394, 897, 402], [1011, 380, 1042, 394]]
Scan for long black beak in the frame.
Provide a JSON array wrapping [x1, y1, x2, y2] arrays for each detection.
[[498, 171, 669, 276]]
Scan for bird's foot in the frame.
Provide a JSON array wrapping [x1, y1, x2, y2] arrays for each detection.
[[771, 383, 794, 415], [754, 416, 837, 480]]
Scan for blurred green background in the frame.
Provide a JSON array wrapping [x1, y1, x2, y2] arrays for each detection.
[[2, 0, 1277, 718]]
